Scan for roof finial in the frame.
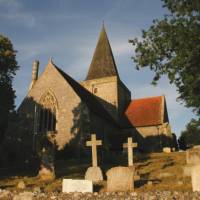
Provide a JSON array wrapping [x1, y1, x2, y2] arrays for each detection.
[[103, 20, 106, 29], [49, 57, 53, 64]]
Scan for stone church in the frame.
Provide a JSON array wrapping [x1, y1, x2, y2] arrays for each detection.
[[19, 25, 173, 153]]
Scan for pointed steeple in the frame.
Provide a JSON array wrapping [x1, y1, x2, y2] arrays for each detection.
[[86, 25, 119, 80]]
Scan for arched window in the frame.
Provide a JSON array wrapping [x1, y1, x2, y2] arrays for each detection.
[[38, 91, 57, 133]]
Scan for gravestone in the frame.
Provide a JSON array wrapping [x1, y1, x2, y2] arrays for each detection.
[[186, 146, 200, 165], [38, 131, 56, 181], [85, 166, 103, 182], [106, 166, 134, 192], [184, 146, 200, 177], [123, 137, 139, 180], [16, 181, 26, 189], [62, 179, 93, 193], [163, 147, 171, 153], [13, 192, 33, 200], [85, 134, 103, 182], [123, 137, 137, 167], [191, 165, 200, 192]]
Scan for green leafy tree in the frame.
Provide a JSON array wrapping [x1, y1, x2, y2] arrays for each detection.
[[0, 35, 19, 141], [179, 118, 200, 148], [71, 102, 90, 158], [129, 0, 200, 115]]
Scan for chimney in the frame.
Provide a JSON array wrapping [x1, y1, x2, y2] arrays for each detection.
[[29, 60, 39, 91]]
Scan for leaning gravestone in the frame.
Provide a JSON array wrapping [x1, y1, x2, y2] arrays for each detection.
[[106, 166, 134, 192], [85, 134, 103, 182], [62, 179, 93, 193], [191, 165, 200, 192]]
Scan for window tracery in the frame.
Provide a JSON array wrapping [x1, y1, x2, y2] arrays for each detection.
[[38, 91, 57, 133]]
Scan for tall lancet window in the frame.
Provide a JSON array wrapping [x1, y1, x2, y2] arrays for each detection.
[[38, 91, 57, 133]]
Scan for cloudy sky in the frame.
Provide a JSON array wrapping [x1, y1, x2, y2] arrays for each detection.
[[0, 0, 196, 137]]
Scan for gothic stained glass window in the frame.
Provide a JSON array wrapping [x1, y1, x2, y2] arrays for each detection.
[[38, 91, 57, 133]]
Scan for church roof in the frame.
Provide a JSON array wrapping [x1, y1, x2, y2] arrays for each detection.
[[86, 25, 119, 80], [125, 96, 166, 127], [54, 64, 118, 126]]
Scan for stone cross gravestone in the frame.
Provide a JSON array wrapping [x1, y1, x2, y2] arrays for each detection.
[[123, 137, 137, 167], [86, 134, 102, 167], [62, 179, 93, 193], [85, 134, 103, 182]]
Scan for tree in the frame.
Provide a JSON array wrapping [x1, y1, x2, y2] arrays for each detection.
[[0, 35, 19, 141], [179, 118, 200, 148], [71, 102, 90, 158], [129, 0, 200, 115]]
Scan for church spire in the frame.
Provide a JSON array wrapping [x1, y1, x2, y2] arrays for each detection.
[[85, 25, 119, 80]]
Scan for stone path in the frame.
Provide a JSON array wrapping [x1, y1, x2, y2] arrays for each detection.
[[1, 189, 200, 200]]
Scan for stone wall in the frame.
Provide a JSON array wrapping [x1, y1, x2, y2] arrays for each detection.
[[81, 76, 118, 121], [81, 76, 131, 124], [136, 123, 172, 138], [19, 62, 81, 150], [117, 80, 131, 120]]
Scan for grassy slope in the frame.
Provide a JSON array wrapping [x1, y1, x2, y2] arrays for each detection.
[[0, 151, 191, 192], [135, 151, 191, 192]]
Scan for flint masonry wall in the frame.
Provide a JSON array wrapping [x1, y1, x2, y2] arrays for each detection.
[[136, 123, 172, 138], [81, 76, 119, 122], [117, 80, 131, 120], [82, 76, 131, 125], [20, 63, 82, 150]]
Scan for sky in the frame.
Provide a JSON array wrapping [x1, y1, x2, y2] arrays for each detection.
[[0, 0, 196, 137]]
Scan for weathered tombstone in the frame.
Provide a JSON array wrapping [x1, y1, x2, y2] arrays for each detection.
[[184, 146, 200, 177], [13, 192, 33, 200], [38, 131, 56, 181], [62, 179, 93, 193], [163, 147, 171, 153], [16, 181, 26, 189], [106, 166, 134, 192], [85, 134, 103, 182], [191, 165, 200, 192], [186, 146, 200, 165], [123, 137, 137, 167]]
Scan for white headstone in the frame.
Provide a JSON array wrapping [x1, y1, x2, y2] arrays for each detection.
[[62, 179, 93, 193], [191, 165, 200, 192]]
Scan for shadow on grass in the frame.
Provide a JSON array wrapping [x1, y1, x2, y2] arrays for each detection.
[[134, 179, 148, 188]]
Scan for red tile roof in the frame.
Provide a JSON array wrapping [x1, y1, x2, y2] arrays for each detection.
[[125, 96, 164, 127]]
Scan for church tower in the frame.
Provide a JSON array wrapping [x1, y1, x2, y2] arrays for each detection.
[[82, 25, 131, 124]]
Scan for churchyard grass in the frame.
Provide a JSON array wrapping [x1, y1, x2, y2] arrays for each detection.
[[0, 151, 192, 192]]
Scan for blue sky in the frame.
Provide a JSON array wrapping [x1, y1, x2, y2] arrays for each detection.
[[0, 0, 196, 137]]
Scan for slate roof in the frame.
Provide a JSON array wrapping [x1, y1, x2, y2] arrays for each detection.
[[125, 96, 165, 127], [54, 63, 118, 126], [86, 25, 119, 80]]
